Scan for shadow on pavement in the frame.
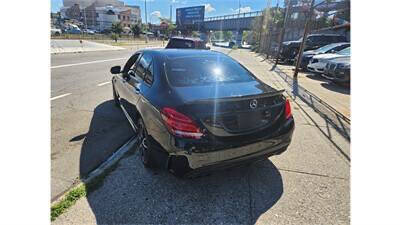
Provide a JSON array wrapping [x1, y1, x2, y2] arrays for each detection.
[[305, 74, 327, 81], [321, 82, 350, 95], [78, 100, 133, 178], [85, 151, 283, 224]]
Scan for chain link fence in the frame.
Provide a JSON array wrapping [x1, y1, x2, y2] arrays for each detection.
[[251, 0, 350, 61], [249, 0, 351, 141]]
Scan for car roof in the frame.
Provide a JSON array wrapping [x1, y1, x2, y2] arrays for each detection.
[[140, 48, 226, 59]]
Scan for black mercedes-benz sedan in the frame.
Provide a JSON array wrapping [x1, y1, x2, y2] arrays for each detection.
[[110, 49, 295, 177]]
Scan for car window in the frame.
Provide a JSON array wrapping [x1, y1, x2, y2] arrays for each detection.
[[165, 55, 255, 87], [144, 61, 154, 85], [135, 53, 152, 79], [166, 39, 195, 48], [332, 44, 350, 52], [123, 53, 141, 75]]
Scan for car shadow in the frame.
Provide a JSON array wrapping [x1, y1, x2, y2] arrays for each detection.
[[85, 148, 283, 224], [78, 100, 134, 178], [321, 82, 350, 95], [305, 73, 327, 81]]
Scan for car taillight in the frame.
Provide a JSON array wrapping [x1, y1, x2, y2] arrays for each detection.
[[285, 99, 292, 119], [161, 107, 203, 139]]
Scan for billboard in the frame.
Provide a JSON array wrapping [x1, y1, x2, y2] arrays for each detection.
[[176, 6, 205, 27]]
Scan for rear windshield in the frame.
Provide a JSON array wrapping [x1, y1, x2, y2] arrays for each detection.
[[166, 39, 195, 48], [165, 55, 255, 87]]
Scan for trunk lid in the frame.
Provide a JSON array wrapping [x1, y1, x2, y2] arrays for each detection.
[[174, 81, 286, 137]]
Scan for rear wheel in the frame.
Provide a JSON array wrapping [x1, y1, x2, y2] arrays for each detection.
[[137, 118, 156, 168]]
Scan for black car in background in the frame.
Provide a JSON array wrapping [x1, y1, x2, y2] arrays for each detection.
[[280, 34, 347, 63], [110, 49, 294, 177], [165, 37, 209, 49], [323, 56, 350, 86], [295, 42, 350, 70]]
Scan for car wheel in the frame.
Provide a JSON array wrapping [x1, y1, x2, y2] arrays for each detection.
[[137, 118, 156, 168], [112, 83, 120, 107]]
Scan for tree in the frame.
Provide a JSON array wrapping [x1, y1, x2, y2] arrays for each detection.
[[223, 31, 233, 41], [110, 22, 123, 42], [166, 23, 177, 37], [191, 31, 200, 38], [131, 24, 142, 37], [111, 22, 123, 35]]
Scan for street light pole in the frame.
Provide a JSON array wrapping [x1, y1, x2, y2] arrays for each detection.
[[275, 0, 292, 66], [145, 0, 147, 24], [293, 0, 315, 79]]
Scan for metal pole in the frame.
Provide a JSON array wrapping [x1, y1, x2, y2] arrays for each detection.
[[236, 0, 241, 45], [266, 0, 279, 58], [275, 0, 292, 66], [293, 0, 315, 79], [145, 0, 147, 24]]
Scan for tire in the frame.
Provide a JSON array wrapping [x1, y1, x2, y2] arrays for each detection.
[[137, 118, 156, 168], [112, 83, 120, 107]]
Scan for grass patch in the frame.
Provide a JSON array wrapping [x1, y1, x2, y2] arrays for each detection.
[[51, 184, 86, 221]]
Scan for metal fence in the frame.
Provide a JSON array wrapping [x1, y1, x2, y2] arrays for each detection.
[[250, 0, 351, 141], [252, 0, 350, 60]]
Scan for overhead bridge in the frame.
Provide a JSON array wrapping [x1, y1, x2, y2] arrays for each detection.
[[200, 11, 263, 31]]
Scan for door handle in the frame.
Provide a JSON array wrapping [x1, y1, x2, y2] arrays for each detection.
[[134, 86, 140, 94]]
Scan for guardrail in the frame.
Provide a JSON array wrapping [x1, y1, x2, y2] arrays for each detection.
[[204, 11, 263, 22]]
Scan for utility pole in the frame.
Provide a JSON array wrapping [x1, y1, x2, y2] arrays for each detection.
[[170, 5, 172, 22], [275, 0, 292, 66], [236, 0, 241, 44], [293, 0, 315, 79], [145, 0, 147, 24]]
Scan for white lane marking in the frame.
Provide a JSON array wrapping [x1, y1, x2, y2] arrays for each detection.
[[51, 93, 71, 101], [97, 81, 111, 86], [51, 58, 126, 69]]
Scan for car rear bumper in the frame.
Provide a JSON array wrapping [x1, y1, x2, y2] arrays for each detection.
[[168, 118, 294, 174]]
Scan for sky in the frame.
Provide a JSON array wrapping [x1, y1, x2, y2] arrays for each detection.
[[51, 0, 284, 24]]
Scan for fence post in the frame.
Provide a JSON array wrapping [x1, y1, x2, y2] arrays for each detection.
[[293, 0, 315, 79], [275, 0, 292, 66]]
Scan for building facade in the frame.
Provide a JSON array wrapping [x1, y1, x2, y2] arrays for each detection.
[[65, 3, 82, 20], [126, 5, 141, 24], [118, 9, 131, 29]]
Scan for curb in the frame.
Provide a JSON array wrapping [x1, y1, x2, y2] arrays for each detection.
[[51, 136, 139, 207]]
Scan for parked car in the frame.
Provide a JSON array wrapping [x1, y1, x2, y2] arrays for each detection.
[[295, 42, 350, 70], [83, 29, 95, 35], [307, 47, 350, 74], [165, 37, 209, 49], [64, 27, 81, 34], [110, 49, 295, 177], [280, 34, 347, 63], [322, 56, 350, 86], [51, 27, 62, 36]]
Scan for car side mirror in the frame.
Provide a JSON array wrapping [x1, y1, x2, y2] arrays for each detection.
[[110, 66, 121, 74]]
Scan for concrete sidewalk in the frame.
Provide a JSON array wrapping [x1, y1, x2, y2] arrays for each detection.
[[52, 47, 350, 225], [51, 40, 124, 54]]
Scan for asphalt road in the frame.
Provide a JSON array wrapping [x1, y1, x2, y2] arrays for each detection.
[[52, 47, 350, 224], [51, 49, 137, 201]]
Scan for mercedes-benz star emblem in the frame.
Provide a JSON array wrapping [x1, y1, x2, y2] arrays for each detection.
[[250, 99, 258, 109]]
